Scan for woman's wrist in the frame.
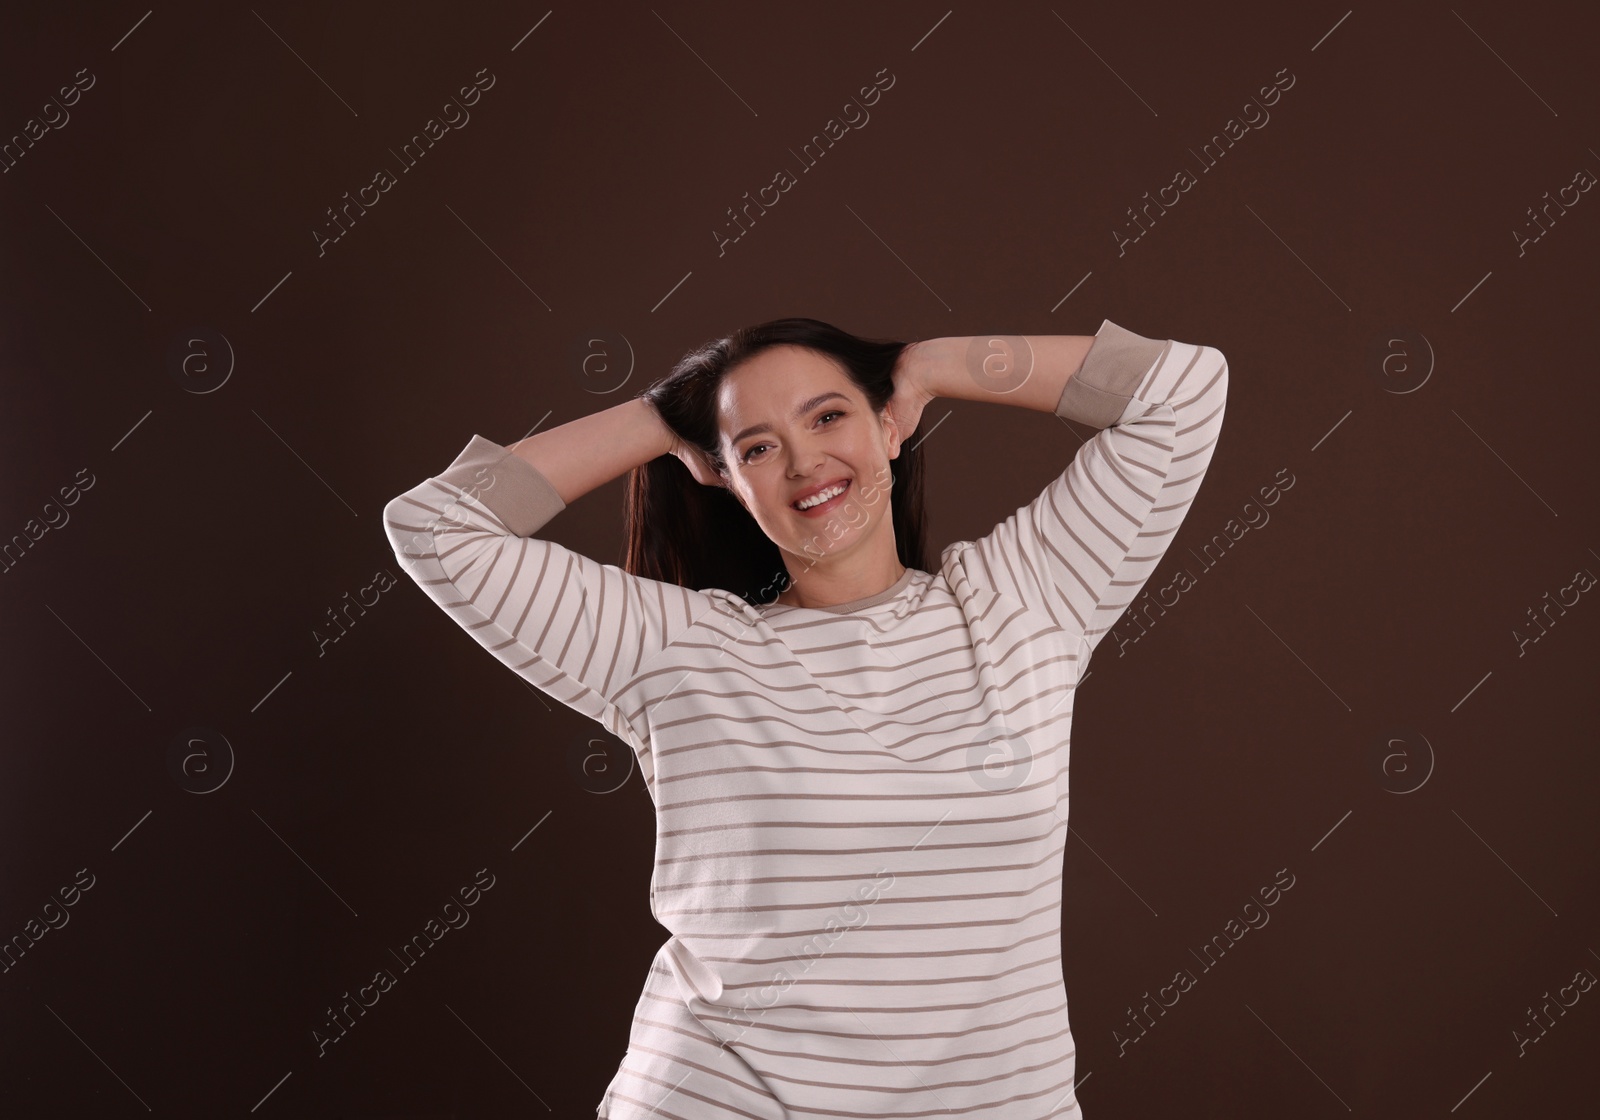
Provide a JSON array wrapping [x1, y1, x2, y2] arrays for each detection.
[[914, 335, 1083, 409], [907, 337, 969, 401], [634, 394, 679, 459]]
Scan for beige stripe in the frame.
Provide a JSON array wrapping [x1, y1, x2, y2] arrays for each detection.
[[645, 726, 1072, 784], [676, 897, 1064, 940], [655, 870, 1065, 920], [654, 764, 1066, 813], [645, 684, 1076, 759], [693, 925, 1063, 966], [644, 660, 1075, 734], [630, 630, 1068, 716], [653, 830, 1067, 867], [629, 1009, 1074, 1067], [635, 990, 1067, 1044], [687, 975, 1067, 1019], [627, 1034, 1077, 1097], [657, 797, 1069, 841], [650, 845, 1070, 895], [692, 951, 1062, 993], [607, 1078, 772, 1120]]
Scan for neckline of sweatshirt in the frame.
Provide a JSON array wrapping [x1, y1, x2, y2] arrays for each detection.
[[754, 565, 929, 618]]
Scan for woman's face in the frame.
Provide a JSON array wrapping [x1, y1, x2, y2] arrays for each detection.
[[715, 345, 902, 570]]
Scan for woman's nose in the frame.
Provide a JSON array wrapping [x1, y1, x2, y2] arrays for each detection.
[[787, 447, 825, 477]]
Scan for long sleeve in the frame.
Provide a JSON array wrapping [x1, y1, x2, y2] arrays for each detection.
[[382, 433, 722, 746], [957, 318, 1229, 677]]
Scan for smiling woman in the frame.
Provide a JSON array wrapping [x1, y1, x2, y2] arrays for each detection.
[[689, 333, 920, 608], [627, 318, 935, 610], [383, 315, 1229, 1119]]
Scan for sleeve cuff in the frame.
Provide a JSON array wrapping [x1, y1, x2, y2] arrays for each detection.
[[436, 434, 568, 537], [1053, 318, 1169, 427]]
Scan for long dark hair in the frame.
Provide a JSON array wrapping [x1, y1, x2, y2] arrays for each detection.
[[625, 317, 930, 606]]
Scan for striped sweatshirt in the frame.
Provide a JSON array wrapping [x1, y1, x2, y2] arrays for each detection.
[[382, 319, 1229, 1119]]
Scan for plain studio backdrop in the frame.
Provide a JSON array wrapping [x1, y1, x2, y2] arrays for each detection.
[[1, 1, 1596, 1117]]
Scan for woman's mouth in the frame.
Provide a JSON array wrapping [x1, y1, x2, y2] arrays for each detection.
[[792, 479, 851, 516]]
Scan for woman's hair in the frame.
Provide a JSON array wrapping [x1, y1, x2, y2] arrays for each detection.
[[625, 317, 930, 606]]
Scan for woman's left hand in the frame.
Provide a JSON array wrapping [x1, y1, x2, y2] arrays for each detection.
[[886, 340, 937, 443]]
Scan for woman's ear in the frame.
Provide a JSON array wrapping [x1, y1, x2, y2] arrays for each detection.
[[882, 408, 902, 461]]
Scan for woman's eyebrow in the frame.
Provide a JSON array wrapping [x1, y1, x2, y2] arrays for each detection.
[[731, 392, 849, 445]]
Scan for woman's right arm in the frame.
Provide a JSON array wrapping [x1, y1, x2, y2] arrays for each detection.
[[506, 396, 676, 505], [382, 396, 722, 749]]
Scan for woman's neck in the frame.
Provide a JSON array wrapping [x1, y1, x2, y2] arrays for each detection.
[[775, 557, 908, 609]]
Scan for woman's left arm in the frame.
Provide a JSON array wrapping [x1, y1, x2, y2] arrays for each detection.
[[901, 323, 1230, 676], [898, 332, 1100, 416]]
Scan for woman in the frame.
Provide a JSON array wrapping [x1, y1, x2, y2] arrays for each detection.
[[384, 317, 1228, 1119]]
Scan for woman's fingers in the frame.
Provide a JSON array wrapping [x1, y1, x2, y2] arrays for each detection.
[[885, 341, 934, 440], [673, 441, 725, 488]]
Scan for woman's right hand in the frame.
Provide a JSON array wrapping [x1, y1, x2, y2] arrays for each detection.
[[669, 433, 726, 489], [642, 395, 725, 488]]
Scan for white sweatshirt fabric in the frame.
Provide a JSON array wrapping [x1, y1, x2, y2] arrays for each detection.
[[384, 319, 1229, 1119]]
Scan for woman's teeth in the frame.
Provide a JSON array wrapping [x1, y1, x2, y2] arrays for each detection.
[[795, 482, 847, 510]]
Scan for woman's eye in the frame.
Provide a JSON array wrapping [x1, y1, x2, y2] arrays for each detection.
[[741, 412, 842, 463]]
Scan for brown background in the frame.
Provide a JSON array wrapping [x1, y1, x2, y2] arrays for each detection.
[[2, 1, 1596, 1116]]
